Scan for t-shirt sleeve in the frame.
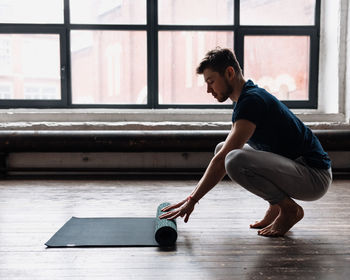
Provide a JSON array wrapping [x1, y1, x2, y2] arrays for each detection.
[[232, 95, 266, 126]]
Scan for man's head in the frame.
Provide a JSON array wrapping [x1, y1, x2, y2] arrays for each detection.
[[196, 48, 243, 103], [196, 47, 242, 77]]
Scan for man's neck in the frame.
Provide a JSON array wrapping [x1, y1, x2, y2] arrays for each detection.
[[230, 77, 246, 102]]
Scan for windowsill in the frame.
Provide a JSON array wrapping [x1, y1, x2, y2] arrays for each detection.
[[0, 108, 348, 130]]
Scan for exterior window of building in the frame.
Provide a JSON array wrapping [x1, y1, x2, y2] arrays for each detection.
[[24, 84, 58, 100], [158, 31, 234, 105], [240, 0, 315, 25], [0, 34, 61, 101], [0, 0, 320, 109], [70, 0, 146, 25], [0, 0, 63, 24], [0, 83, 13, 99], [244, 36, 310, 101], [106, 43, 122, 98], [0, 38, 11, 75], [70, 30, 147, 105]]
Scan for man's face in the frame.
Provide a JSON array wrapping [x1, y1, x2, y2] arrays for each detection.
[[203, 68, 233, 103]]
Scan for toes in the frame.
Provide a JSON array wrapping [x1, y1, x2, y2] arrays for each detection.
[[270, 230, 281, 237], [258, 228, 283, 237], [250, 221, 260, 228], [258, 229, 271, 236], [268, 230, 283, 237], [257, 225, 274, 236], [250, 221, 269, 229]]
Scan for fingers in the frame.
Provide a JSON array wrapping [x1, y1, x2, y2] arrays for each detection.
[[161, 199, 186, 212], [184, 212, 191, 223], [158, 198, 195, 222], [158, 211, 173, 219], [168, 212, 182, 220], [161, 203, 179, 212], [184, 206, 194, 223], [159, 210, 181, 220], [158, 208, 181, 219]]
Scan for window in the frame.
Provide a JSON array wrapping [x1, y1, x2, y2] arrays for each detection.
[[0, 0, 320, 109], [24, 84, 58, 100], [0, 0, 63, 24], [0, 37, 11, 75], [244, 36, 310, 101], [0, 83, 13, 99], [70, 30, 147, 105], [158, 31, 234, 105], [0, 34, 61, 102]]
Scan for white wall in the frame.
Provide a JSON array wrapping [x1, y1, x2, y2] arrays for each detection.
[[338, 0, 350, 122], [318, 0, 340, 113], [345, 0, 350, 122], [318, 0, 349, 121]]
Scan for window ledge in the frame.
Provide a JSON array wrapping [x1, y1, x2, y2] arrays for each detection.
[[0, 109, 348, 130], [0, 122, 348, 132], [0, 108, 347, 120]]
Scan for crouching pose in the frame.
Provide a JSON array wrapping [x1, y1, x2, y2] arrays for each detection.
[[159, 48, 332, 237]]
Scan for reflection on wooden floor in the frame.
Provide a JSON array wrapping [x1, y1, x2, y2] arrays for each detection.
[[0, 179, 349, 279]]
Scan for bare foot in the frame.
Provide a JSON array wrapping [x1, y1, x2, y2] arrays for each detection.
[[250, 204, 280, 229], [258, 198, 304, 237]]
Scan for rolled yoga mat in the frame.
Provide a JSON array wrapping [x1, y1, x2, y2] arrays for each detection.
[[45, 202, 177, 247], [154, 202, 177, 246]]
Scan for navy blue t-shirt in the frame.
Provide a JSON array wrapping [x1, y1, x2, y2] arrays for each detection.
[[232, 80, 331, 169]]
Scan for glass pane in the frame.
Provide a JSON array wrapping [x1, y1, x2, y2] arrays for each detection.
[[158, 0, 234, 25], [0, 0, 63, 23], [0, 34, 61, 100], [70, 0, 146, 24], [240, 0, 316, 26], [71, 31, 147, 104], [159, 31, 234, 104], [244, 36, 310, 101]]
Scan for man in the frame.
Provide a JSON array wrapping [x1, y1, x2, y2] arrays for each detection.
[[159, 48, 332, 237]]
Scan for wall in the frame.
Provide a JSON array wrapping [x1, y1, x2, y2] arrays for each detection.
[[338, 0, 349, 121], [346, 0, 350, 122]]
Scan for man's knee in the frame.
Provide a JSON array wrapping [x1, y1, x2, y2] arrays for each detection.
[[214, 142, 225, 155], [225, 149, 250, 178]]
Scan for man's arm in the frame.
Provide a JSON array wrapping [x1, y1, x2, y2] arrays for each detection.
[[189, 119, 256, 202], [159, 119, 256, 222]]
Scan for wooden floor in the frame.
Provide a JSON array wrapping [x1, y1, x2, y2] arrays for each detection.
[[0, 178, 349, 280]]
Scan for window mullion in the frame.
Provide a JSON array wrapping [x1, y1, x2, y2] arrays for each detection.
[[63, 0, 71, 107], [147, 0, 158, 109]]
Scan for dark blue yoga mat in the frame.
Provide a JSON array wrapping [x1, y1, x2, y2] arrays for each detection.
[[45, 202, 177, 247]]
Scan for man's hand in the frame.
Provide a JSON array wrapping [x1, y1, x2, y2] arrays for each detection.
[[158, 198, 196, 223]]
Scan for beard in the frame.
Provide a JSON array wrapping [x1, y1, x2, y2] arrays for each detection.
[[216, 78, 234, 103]]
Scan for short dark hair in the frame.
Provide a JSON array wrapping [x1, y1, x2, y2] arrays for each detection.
[[196, 47, 242, 76]]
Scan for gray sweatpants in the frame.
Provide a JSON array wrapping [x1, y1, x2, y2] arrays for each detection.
[[216, 142, 333, 205]]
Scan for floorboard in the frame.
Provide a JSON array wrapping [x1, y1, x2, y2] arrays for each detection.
[[0, 179, 349, 280]]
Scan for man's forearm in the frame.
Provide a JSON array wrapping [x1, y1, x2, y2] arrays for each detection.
[[190, 156, 227, 202]]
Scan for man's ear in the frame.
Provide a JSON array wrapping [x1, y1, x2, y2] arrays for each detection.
[[225, 66, 235, 80]]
